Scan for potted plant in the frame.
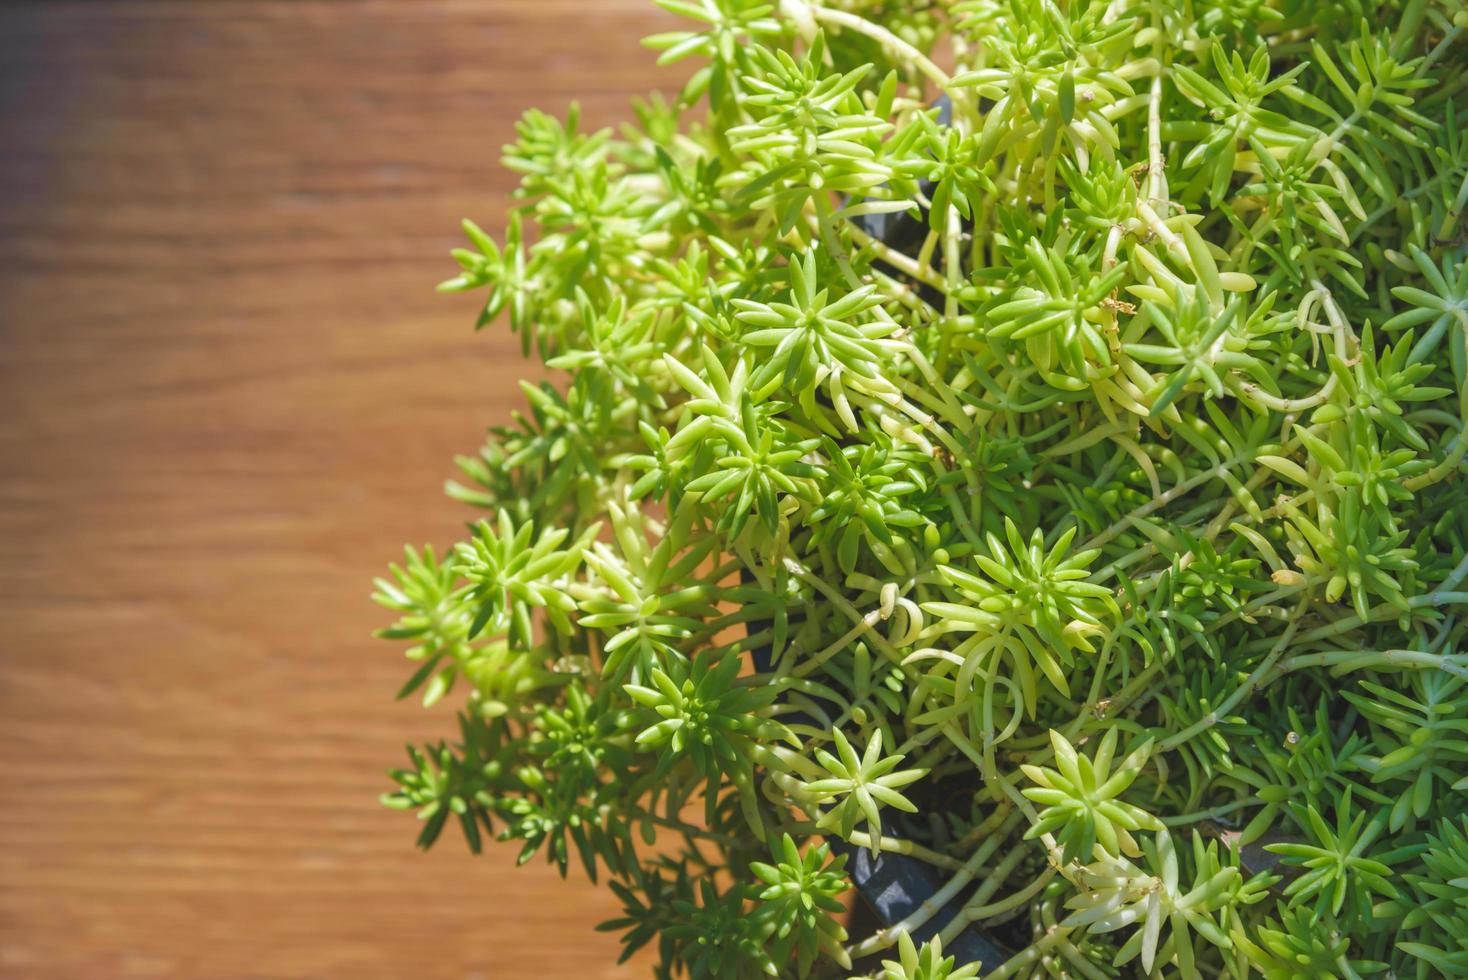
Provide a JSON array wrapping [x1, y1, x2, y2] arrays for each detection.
[[374, 0, 1468, 976]]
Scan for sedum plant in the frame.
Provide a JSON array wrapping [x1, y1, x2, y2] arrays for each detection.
[[376, 0, 1468, 976]]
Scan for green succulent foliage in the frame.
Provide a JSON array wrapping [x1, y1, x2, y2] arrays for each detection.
[[380, 712, 510, 853], [598, 865, 697, 975], [1021, 728, 1163, 864], [924, 521, 1115, 713], [375, 0, 1468, 976], [373, 544, 475, 706], [734, 250, 895, 396], [775, 728, 925, 851], [454, 510, 596, 649], [1231, 907, 1361, 980], [627, 650, 794, 830], [1342, 670, 1468, 830], [1394, 816, 1468, 977], [1064, 830, 1263, 976], [750, 835, 852, 976], [666, 878, 781, 978], [863, 933, 979, 980]]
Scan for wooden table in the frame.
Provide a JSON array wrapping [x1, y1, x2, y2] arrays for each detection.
[[0, 3, 679, 975]]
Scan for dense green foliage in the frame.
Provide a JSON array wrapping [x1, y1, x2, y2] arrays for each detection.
[[376, 0, 1468, 975]]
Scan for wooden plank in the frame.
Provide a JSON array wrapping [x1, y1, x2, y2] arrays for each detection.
[[0, 2, 683, 976]]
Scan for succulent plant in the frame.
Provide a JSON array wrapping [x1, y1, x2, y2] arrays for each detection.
[[377, 0, 1468, 976]]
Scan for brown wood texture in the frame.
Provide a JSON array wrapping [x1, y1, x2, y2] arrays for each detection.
[[0, 2, 684, 976]]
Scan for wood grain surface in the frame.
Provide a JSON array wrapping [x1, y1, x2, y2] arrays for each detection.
[[0, 3, 683, 976]]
